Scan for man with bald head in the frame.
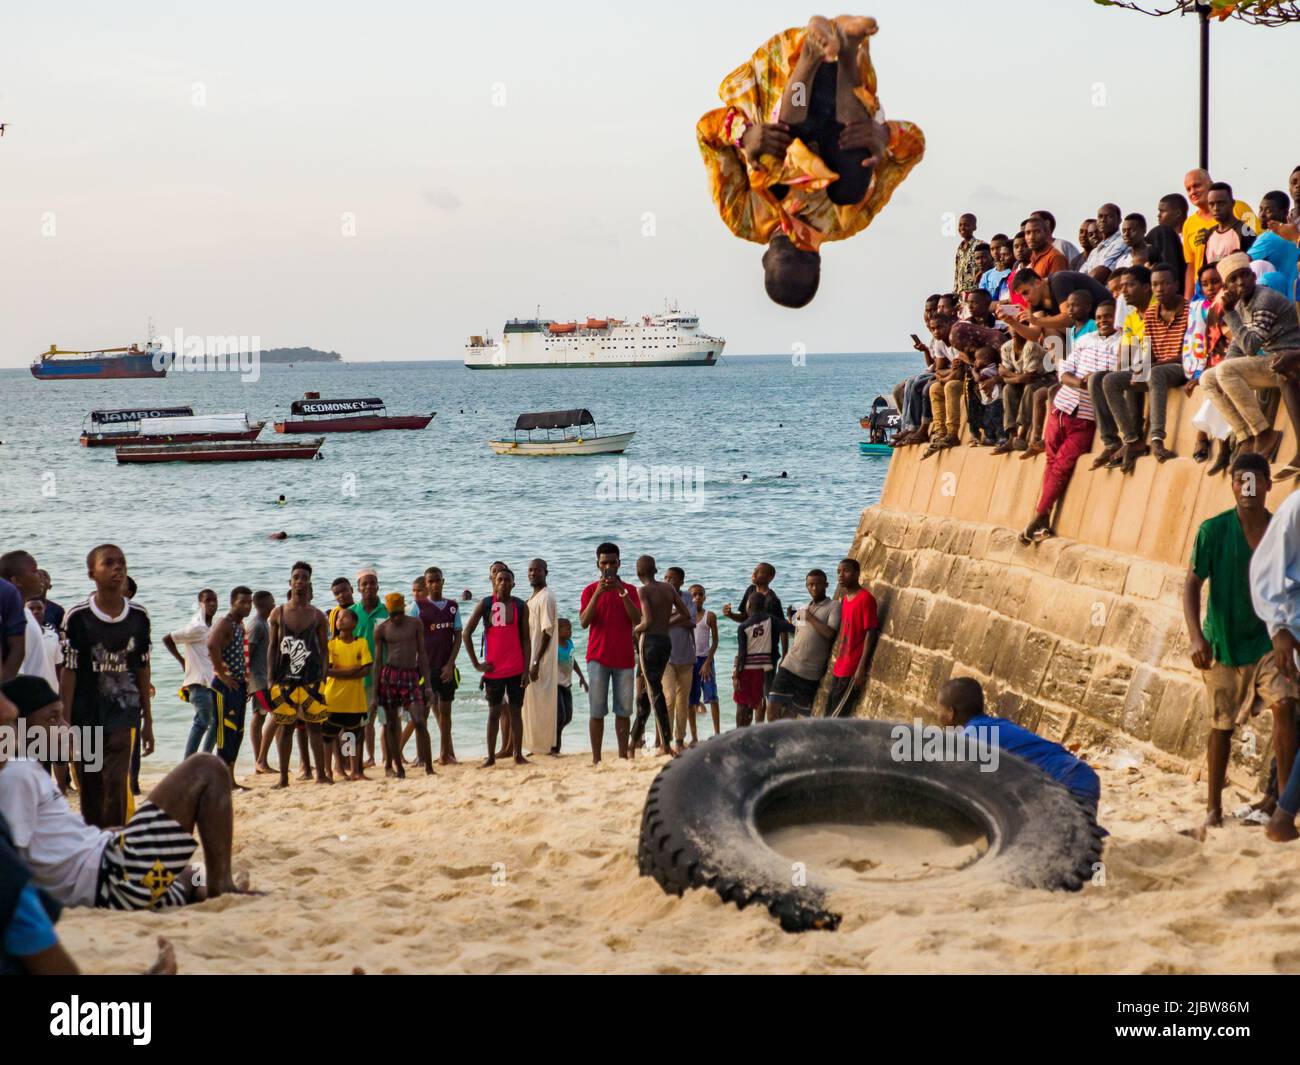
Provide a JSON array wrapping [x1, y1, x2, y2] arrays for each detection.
[[1080, 204, 1127, 283], [631, 556, 691, 756], [1182, 168, 1261, 299]]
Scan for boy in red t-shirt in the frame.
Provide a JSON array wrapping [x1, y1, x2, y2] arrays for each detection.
[[828, 558, 878, 717]]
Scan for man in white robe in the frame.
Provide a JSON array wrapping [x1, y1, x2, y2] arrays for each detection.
[[522, 559, 558, 755]]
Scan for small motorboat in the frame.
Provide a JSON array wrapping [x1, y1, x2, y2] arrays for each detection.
[[116, 438, 324, 464], [274, 396, 434, 434], [82, 408, 264, 447], [488, 409, 634, 456], [859, 395, 901, 455]]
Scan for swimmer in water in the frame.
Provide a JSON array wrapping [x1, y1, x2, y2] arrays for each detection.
[[269, 532, 288, 541], [277, 495, 287, 507]]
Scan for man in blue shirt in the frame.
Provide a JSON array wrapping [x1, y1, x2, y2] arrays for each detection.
[[937, 677, 1101, 814], [0, 576, 25, 682], [979, 234, 1014, 302]]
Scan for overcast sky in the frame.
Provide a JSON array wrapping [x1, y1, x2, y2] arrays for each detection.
[[1, 0, 1297, 366]]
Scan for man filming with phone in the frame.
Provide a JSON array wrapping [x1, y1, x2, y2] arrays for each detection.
[[579, 543, 643, 765]]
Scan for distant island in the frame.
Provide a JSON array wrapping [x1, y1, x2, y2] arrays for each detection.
[[259, 347, 343, 364]]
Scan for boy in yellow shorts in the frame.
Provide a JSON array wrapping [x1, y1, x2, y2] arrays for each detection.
[[267, 561, 331, 788]]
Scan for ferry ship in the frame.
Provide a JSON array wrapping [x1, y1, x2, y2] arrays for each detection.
[[465, 310, 723, 369], [30, 338, 169, 381]]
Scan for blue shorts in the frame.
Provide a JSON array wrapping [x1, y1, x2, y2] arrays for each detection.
[[587, 662, 634, 719], [691, 655, 718, 705]]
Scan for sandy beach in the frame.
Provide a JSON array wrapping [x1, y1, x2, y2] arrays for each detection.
[[55, 743, 1300, 975]]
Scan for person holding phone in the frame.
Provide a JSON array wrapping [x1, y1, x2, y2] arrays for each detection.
[[579, 544, 643, 765]]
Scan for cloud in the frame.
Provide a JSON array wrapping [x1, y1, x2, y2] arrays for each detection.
[[968, 184, 1018, 204], [422, 187, 462, 212]]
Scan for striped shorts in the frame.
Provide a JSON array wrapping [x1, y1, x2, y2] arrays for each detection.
[[96, 802, 199, 911]]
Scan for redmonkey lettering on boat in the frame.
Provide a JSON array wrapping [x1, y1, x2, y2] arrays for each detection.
[[49, 997, 152, 1045], [890, 719, 1000, 773]]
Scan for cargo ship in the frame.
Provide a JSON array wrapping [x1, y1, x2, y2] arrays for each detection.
[[465, 309, 723, 369], [31, 338, 169, 381]]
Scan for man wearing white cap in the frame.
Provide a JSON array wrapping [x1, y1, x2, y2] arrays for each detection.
[[1198, 251, 1300, 468]]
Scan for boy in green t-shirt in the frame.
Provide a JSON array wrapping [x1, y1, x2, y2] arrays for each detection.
[[1185, 452, 1297, 830]]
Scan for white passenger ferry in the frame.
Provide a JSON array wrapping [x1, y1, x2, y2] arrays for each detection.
[[465, 309, 723, 369]]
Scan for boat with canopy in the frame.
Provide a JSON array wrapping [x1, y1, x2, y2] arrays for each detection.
[[488, 409, 634, 456], [274, 396, 435, 434], [80, 407, 264, 447]]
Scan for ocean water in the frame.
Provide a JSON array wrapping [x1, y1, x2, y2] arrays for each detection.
[[0, 352, 911, 763]]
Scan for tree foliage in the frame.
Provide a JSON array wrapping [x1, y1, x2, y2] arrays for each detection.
[[1093, 0, 1300, 23]]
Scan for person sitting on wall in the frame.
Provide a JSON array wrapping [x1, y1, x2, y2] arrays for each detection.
[[1198, 252, 1300, 471], [1019, 298, 1120, 545]]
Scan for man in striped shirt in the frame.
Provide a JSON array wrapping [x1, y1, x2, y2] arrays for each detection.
[[1021, 299, 1121, 544], [1102, 264, 1190, 472]]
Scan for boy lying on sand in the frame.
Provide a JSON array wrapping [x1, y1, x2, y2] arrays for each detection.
[[0, 675, 253, 911], [937, 677, 1101, 817]]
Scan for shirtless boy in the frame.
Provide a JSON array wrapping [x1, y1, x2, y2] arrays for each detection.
[[372, 593, 432, 778], [632, 555, 691, 756]]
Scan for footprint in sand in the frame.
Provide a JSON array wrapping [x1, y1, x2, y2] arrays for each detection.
[[434, 864, 495, 880]]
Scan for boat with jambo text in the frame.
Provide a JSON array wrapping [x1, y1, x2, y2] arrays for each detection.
[[273, 396, 435, 434], [80, 408, 265, 447], [465, 309, 724, 369]]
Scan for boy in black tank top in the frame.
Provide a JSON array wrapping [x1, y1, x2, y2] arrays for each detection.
[[267, 563, 331, 788]]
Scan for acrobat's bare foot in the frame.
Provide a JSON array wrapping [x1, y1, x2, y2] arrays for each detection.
[[513, 754, 529, 766], [298, 768, 313, 782], [254, 760, 271, 774], [146, 937, 178, 976], [806, 16, 839, 61], [272, 779, 289, 790], [352, 966, 366, 975], [834, 16, 878, 47]]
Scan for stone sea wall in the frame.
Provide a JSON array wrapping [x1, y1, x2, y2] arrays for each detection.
[[834, 393, 1299, 783]]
